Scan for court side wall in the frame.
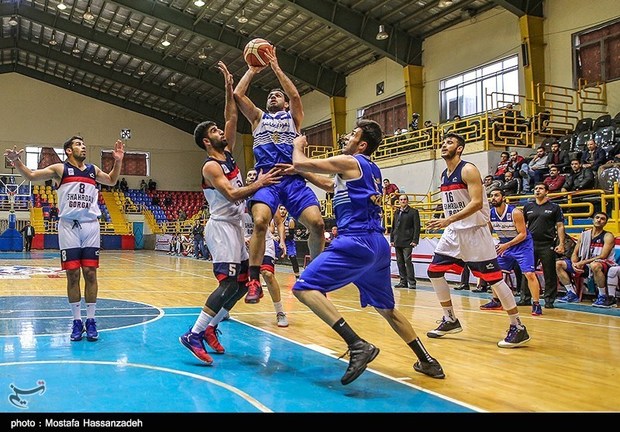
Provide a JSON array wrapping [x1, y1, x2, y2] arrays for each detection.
[[0, 73, 207, 192]]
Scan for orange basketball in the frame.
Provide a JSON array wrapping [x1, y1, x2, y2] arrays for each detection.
[[243, 38, 273, 67]]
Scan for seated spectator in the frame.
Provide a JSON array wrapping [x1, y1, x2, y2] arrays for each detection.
[[493, 151, 511, 181], [580, 139, 606, 173], [163, 194, 173, 207], [151, 195, 160, 206], [178, 208, 187, 222], [562, 158, 595, 192], [543, 166, 566, 193], [508, 151, 530, 192], [48, 204, 59, 221], [139, 179, 148, 192], [168, 232, 182, 256], [483, 175, 503, 197], [383, 178, 400, 206], [556, 211, 616, 307], [119, 177, 129, 193], [547, 141, 571, 174], [528, 146, 549, 185], [148, 179, 157, 191], [500, 170, 520, 196], [325, 226, 338, 245], [422, 120, 433, 129]]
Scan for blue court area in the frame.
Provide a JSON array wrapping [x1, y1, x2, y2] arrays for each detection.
[[0, 251, 59, 260], [0, 296, 474, 414]]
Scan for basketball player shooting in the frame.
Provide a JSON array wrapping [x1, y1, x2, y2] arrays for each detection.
[[233, 46, 326, 304]]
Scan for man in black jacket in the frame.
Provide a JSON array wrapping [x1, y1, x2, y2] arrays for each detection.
[[20, 221, 35, 252], [390, 195, 421, 288]]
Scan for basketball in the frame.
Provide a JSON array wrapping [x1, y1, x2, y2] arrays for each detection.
[[243, 38, 273, 67]]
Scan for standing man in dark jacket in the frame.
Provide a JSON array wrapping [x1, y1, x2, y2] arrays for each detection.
[[390, 194, 421, 288], [20, 221, 35, 252]]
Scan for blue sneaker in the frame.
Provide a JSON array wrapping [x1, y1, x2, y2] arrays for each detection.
[[497, 325, 530, 348], [531, 303, 543, 316], [592, 295, 608, 308], [557, 291, 579, 303], [180, 329, 213, 365], [70, 319, 84, 341], [85, 318, 98, 341]]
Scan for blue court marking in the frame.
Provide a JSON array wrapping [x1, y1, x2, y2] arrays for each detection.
[[0, 251, 59, 260], [0, 297, 477, 413], [0, 296, 161, 337]]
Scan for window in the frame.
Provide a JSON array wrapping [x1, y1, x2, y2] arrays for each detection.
[[439, 55, 519, 122], [101, 151, 149, 176], [573, 18, 620, 85]]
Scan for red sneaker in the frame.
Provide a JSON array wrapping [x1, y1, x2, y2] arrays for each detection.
[[244, 279, 264, 304], [204, 325, 225, 354]]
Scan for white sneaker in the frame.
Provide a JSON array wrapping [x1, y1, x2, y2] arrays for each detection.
[[276, 312, 289, 328]]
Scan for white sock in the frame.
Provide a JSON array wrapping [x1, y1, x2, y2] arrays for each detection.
[[208, 308, 230, 327], [273, 301, 284, 314], [191, 310, 213, 334], [565, 284, 575, 294], [70, 302, 81, 320], [85, 302, 96, 320]]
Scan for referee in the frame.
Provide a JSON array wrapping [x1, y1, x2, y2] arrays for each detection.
[[518, 182, 565, 308]]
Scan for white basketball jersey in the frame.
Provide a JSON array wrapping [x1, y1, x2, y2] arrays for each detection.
[[56, 162, 101, 221]]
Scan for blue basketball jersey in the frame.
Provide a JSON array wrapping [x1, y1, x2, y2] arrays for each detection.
[[332, 154, 384, 235]]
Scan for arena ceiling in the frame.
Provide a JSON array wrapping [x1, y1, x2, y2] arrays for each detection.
[[0, 0, 543, 134]]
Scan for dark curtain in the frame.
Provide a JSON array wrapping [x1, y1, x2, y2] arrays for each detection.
[[101, 151, 147, 176]]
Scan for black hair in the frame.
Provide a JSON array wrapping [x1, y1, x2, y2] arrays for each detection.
[[268, 88, 289, 103], [534, 182, 549, 191], [194, 121, 217, 150], [357, 119, 383, 156], [490, 187, 505, 196], [593, 211, 608, 220], [63, 136, 83, 154], [444, 132, 465, 149]]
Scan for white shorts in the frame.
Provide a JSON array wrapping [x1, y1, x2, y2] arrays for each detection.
[[205, 218, 248, 264], [58, 218, 100, 269], [265, 237, 276, 259], [58, 218, 100, 250], [435, 224, 498, 262]]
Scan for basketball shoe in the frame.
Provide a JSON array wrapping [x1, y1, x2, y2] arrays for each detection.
[[85, 318, 98, 341], [340, 340, 379, 385], [204, 325, 225, 353], [180, 329, 213, 365], [276, 312, 289, 327], [497, 325, 530, 348], [244, 279, 264, 303], [426, 317, 463, 338], [70, 319, 84, 342], [413, 358, 445, 379], [480, 298, 503, 310]]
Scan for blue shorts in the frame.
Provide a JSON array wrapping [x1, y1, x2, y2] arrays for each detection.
[[497, 238, 536, 273], [248, 174, 319, 220], [292, 232, 395, 309], [285, 239, 297, 257]]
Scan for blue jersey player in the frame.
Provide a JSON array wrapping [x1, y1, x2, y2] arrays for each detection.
[[291, 119, 444, 386], [488, 188, 543, 316], [234, 46, 325, 303]]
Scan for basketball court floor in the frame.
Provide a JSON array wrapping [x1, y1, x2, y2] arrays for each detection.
[[1, 250, 618, 420]]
